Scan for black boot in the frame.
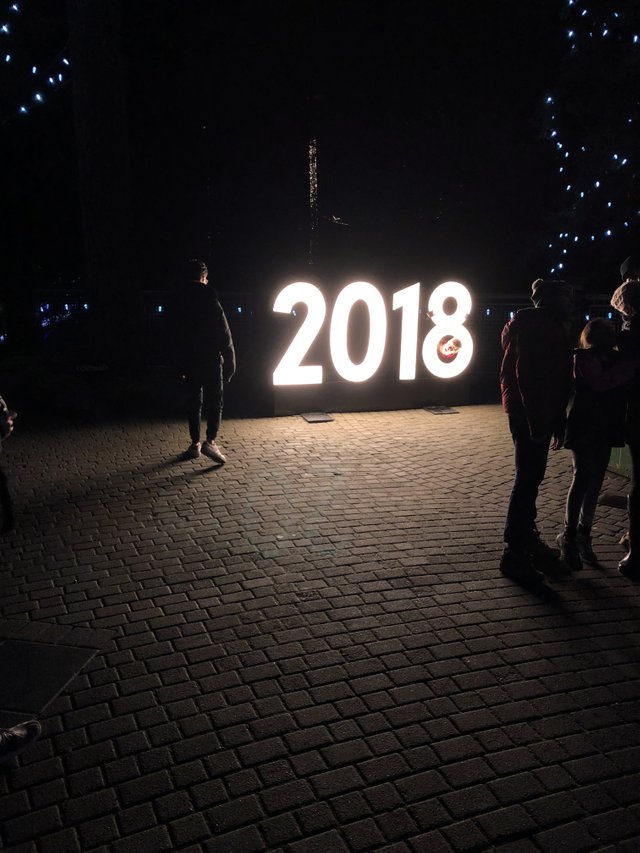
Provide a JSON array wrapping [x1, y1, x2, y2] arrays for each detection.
[[619, 496, 640, 577]]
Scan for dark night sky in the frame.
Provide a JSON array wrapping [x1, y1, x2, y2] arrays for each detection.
[[2, 0, 565, 296]]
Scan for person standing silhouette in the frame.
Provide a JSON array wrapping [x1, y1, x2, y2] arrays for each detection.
[[171, 259, 236, 463], [499, 279, 574, 585], [611, 256, 640, 577]]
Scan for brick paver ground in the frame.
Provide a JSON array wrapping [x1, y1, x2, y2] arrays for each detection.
[[1, 404, 640, 852]]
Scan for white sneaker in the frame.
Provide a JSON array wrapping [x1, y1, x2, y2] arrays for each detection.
[[0, 720, 42, 763], [185, 442, 201, 459], [202, 440, 226, 463]]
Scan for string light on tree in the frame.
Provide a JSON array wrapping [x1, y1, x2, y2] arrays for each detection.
[[1, 1, 70, 124], [541, 0, 640, 282]]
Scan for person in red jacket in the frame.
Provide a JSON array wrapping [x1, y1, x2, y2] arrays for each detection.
[[499, 278, 574, 585]]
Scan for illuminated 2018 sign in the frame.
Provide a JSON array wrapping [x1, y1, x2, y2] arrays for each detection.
[[273, 281, 473, 385]]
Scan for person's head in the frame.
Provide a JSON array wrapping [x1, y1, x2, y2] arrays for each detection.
[[185, 258, 208, 284], [611, 279, 640, 320], [620, 256, 640, 283], [579, 317, 616, 351], [531, 278, 574, 319]]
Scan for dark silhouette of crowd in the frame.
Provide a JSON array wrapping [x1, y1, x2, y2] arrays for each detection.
[[500, 255, 640, 588]]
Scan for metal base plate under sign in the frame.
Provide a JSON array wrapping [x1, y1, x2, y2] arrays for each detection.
[[301, 412, 334, 423], [423, 405, 459, 415]]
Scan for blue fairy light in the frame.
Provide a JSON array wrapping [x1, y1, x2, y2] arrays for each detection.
[[34, 93, 43, 102], [4, 53, 10, 62], [546, 96, 554, 104], [31, 65, 37, 74], [18, 105, 27, 114], [62, 57, 69, 66], [595, 180, 600, 188], [1, 24, 10, 33], [605, 229, 612, 236]]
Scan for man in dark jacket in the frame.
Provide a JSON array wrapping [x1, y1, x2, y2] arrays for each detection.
[[611, 256, 640, 577], [172, 259, 236, 463], [499, 278, 574, 584]]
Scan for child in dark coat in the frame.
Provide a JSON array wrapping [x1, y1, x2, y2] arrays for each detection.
[[557, 318, 635, 569]]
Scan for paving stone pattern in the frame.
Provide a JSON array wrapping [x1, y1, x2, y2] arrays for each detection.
[[1, 405, 640, 852]]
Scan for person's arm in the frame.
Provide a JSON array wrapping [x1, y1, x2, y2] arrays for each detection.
[[219, 308, 236, 381]]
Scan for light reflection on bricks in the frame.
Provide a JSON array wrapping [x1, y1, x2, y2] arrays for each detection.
[[0, 405, 639, 850]]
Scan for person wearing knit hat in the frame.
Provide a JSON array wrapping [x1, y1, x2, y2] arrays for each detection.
[[499, 277, 575, 586], [612, 258, 640, 577]]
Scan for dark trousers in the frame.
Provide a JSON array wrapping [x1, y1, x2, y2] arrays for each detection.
[[185, 365, 223, 444], [564, 441, 611, 535], [504, 415, 550, 549]]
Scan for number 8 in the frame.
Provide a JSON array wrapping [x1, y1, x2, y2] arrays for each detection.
[[422, 281, 473, 379]]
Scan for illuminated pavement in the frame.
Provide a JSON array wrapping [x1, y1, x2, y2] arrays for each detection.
[[1, 404, 640, 852]]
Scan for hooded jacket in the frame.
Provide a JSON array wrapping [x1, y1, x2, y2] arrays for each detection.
[[500, 307, 572, 440], [171, 282, 236, 380]]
